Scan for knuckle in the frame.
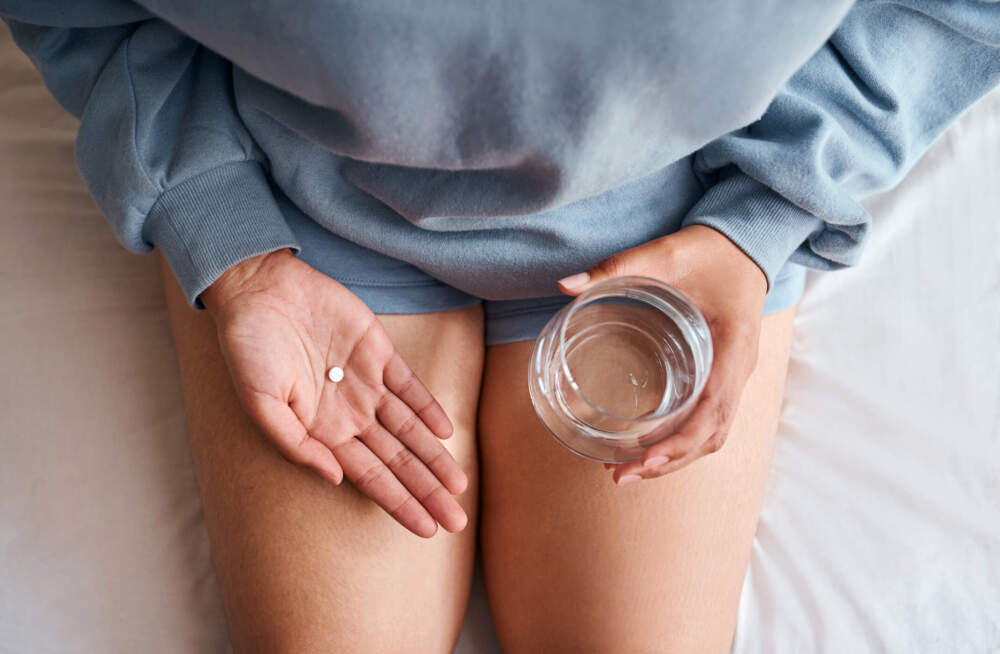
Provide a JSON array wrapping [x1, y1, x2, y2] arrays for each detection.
[[417, 483, 446, 504], [415, 397, 438, 419], [712, 398, 733, 427], [388, 495, 417, 521], [598, 255, 627, 279], [655, 236, 679, 259], [355, 462, 390, 494], [282, 433, 319, 467], [374, 391, 393, 417], [705, 431, 728, 454], [387, 446, 418, 472], [650, 458, 685, 477], [394, 371, 418, 398], [644, 461, 672, 478], [357, 422, 380, 441], [426, 446, 450, 471], [396, 412, 421, 437], [670, 431, 696, 457]]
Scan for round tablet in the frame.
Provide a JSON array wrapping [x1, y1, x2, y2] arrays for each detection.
[[327, 366, 344, 383]]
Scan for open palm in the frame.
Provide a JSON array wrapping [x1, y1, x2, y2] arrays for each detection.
[[205, 251, 468, 538]]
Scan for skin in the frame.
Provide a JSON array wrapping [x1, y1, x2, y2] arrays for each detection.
[[201, 249, 469, 537], [479, 304, 795, 653], [167, 223, 792, 652], [556, 225, 771, 484], [163, 256, 483, 652]]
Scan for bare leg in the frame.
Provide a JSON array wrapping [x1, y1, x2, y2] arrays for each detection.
[[159, 252, 484, 654], [479, 306, 797, 654]]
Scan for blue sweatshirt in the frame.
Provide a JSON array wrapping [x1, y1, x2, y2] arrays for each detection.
[[3, 1, 999, 309]]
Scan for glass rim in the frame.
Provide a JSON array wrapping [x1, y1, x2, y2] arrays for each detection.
[[556, 275, 713, 426]]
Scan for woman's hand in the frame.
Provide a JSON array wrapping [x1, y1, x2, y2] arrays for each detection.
[[200, 249, 468, 537], [556, 225, 768, 484]]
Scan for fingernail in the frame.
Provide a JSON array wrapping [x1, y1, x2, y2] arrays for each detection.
[[644, 455, 670, 469], [558, 272, 590, 290], [617, 474, 642, 485]]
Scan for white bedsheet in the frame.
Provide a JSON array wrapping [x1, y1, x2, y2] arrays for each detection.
[[1, 25, 997, 653]]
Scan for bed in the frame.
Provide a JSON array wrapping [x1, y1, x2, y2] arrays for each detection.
[[1, 25, 998, 653]]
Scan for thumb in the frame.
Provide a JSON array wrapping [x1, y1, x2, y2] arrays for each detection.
[[556, 252, 629, 297], [247, 392, 345, 486]]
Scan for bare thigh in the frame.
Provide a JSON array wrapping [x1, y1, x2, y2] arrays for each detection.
[[158, 252, 484, 654], [479, 305, 797, 654]]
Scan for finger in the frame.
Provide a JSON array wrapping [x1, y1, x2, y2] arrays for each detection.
[[556, 238, 662, 296], [332, 437, 438, 538], [645, 430, 731, 479], [357, 422, 468, 533], [383, 351, 453, 439], [632, 324, 752, 470], [622, 447, 704, 482], [609, 383, 735, 484], [376, 392, 468, 495], [617, 390, 734, 483], [246, 392, 344, 485]]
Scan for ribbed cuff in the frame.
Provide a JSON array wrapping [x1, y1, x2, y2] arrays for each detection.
[[142, 160, 301, 309], [681, 171, 823, 291]]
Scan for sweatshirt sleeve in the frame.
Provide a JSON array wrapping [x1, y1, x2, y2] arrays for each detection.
[[681, 0, 1000, 290], [1, 1, 301, 309]]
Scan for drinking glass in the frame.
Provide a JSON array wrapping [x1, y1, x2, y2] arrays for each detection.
[[528, 276, 713, 462]]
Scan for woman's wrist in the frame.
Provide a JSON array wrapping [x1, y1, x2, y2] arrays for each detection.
[[682, 225, 768, 298], [199, 248, 297, 316]]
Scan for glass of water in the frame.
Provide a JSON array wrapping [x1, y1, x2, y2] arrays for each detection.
[[528, 276, 713, 463]]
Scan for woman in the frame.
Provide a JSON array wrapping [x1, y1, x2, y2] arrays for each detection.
[[3, 1, 998, 651]]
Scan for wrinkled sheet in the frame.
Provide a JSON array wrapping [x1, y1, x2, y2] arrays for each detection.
[[1, 25, 997, 653]]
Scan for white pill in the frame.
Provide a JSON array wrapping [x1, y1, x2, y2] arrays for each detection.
[[327, 366, 344, 383]]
